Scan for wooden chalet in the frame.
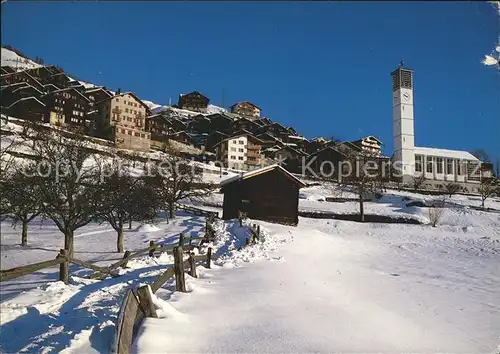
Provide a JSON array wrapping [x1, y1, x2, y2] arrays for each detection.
[[350, 135, 383, 156], [177, 91, 210, 112], [207, 113, 233, 134], [254, 117, 273, 126], [146, 114, 174, 142], [188, 114, 211, 134], [42, 87, 92, 129], [205, 130, 228, 151], [168, 130, 196, 145], [7, 97, 47, 123], [232, 117, 260, 134], [256, 122, 292, 140], [230, 101, 261, 119], [1, 70, 44, 90], [1, 66, 16, 75], [305, 146, 347, 179], [84, 87, 112, 110], [263, 144, 307, 174], [256, 132, 282, 150], [1, 84, 44, 108], [220, 164, 306, 225]]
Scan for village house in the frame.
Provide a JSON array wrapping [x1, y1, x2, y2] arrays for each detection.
[[7, 97, 47, 124], [230, 101, 261, 119], [1, 70, 44, 90], [351, 135, 383, 156], [95, 92, 151, 151], [1, 66, 16, 75], [254, 117, 273, 127], [206, 113, 233, 134], [84, 87, 112, 110], [231, 116, 260, 135], [187, 114, 211, 135], [214, 133, 264, 171], [220, 164, 306, 225], [1, 83, 43, 108], [263, 144, 307, 174], [205, 130, 229, 151], [146, 114, 175, 143], [177, 91, 210, 112], [304, 146, 347, 180], [42, 87, 92, 129], [167, 130, 196, 146], [256, 122, 293, 141], [256, 132, 283, 150]]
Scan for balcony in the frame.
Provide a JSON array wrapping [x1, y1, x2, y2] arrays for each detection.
[[247, 150, 260, 158]]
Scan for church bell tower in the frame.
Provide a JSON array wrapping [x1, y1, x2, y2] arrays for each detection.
[[392, 64, 415, 183]]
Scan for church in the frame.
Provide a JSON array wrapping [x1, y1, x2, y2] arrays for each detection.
[[391, 64, 487, 193]]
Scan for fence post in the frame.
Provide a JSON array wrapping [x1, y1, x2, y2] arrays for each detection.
[[173, 246, 186, 292], [206, 247, 212, 269], [137, 285, 157, 318], [122, 250, 131, 268], [148, 241, 156, 257], [257, 225, 260, 240], [178, 233, 185, 247], [58, 249, 69, 284], [188, 252, 197, 278]]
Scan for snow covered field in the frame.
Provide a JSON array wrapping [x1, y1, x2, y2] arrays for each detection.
[[135, 215, 500, 353], [1, 183, 500, 353]]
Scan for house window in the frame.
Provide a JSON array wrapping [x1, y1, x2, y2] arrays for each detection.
[[436, 157, 443, 174], [426, 157, 433, 173], [230, 155, 236, 160], [238, 148, 244, 152], [233, 140, 237, 143], [239, 140, 244, 144], [230, 147, 236, 152], [125, 108, 129, 113], [446, 159, 453, 174], [415, 155, 423, 172], [456, 160, 463, 175], [238, 156, 244, 160]]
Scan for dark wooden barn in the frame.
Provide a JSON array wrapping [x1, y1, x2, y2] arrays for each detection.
[[220, 165, 306, 226]]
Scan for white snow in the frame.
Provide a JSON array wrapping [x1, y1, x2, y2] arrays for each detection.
[[133, 214, 500, 353], [414, 146, 479, 160], [1, 48, 41, 70]]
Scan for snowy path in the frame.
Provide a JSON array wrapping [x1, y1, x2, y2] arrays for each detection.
[[134, 220, 500, 353]]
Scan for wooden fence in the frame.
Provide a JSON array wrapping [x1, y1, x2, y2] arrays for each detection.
[[111, 218, 261, 354], [0, 209, 218, 284]]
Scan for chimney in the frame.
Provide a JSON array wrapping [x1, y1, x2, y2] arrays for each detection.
[[117, 88, 121, 95]]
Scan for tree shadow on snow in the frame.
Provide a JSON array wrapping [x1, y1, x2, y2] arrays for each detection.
[[0, 264, 172, 354]]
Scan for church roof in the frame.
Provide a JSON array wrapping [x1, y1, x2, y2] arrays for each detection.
[[414, 147, 479, 161]]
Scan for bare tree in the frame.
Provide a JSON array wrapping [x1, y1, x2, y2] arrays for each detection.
[[96, 161, 145, 252], [147, 145, 215, 219], [478, 177, 499, 209], [341, 153, 384, 222], [412, 174, 426, 192], [427, 204, 445, 227], [0, 163, 43, 245], [470, 149, 490, 162], [31, 126, 102, 257], [444, 182, 461, 198]]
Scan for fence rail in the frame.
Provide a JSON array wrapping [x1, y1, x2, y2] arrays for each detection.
[[1, 213, 217, 284]]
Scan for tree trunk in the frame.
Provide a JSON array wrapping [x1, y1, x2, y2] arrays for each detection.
[[359, 198, 365, 222], [21, 218, 28, 246], [64, 230, 74, 258], [482, 199, 485, 209], [169, 203, 175, 219], [128, 216, 132, 230], [116, 228, 124, 253]]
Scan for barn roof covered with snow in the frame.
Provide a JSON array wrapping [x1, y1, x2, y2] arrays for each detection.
[[220, 164, 306, 188]]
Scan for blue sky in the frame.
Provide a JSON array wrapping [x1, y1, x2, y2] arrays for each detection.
[[1, 1, 499, 159]]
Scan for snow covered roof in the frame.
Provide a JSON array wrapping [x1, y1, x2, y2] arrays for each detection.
[[8, 96, 46, 109], [219, 164, 306, 188], [414, 147, 479, 161]]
